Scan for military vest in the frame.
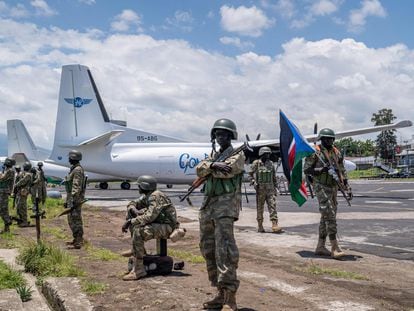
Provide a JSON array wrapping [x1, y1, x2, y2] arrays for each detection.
[[150, 191, 177, 229], [314, 146, 341, 186], [256, 160, 274, 185], [0, 168, 15, 192]]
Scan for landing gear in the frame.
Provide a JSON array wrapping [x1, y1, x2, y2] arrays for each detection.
[[121, 181, 131, 190], [99, 182, 108, 190], [166, 184, 173, 189]]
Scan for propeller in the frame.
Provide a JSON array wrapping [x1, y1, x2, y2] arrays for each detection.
[[245, 133, 261, 141]]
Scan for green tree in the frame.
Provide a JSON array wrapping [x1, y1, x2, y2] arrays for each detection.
[[371, 108, 397, 161], [335, 138, 375, 157]]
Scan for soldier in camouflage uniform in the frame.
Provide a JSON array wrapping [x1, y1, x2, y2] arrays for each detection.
[[196, 119, 245, 311], [31, 162, 47, 206], [13, 162, 33, 227], [304, 128, 352, 259], [249, 146, 283, 233], [122, 175, 178, 281], [12, 165, 22, 209], [0, 158, 15, 233], [65, 150, 86, 249]]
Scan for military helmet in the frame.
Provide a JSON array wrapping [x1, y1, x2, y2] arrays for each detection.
[[210, 118, 238, 140], [23, 161, 32, 171], [318, 128, 335, 140], [137, 175, 157, 191], [258, 146, 272, 157], [68, 150, 82, 161], [3, 157, 15, 167], [15, 165, 21, 171], [37, 162, 43, 167]]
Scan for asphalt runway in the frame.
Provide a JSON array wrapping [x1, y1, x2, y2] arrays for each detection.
[[81, 179, 414, 261]]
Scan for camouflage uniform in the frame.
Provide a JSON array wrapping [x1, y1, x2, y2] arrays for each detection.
[[31, 168, 47, 205], [304, 146, 347, 240], [14, 171, 32, 226], [0, 167, 15, 230], [130, 190, 177, 259], [196, 148, 245, 293], [65, 163, 86, 247], [249, 158, 278, 223]]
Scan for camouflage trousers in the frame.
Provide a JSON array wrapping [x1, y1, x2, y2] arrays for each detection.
[[67, 204, 83, 242], [16, 194, 28, 224], [0, 191, 11, 226], [314, 183, 338, 239], [132, 223, 173, 258], [199, 210, 240, 293], [255, 188, 278, 222]]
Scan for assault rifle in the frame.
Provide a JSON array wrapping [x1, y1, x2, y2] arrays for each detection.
[[122, 195, 147, 233], [315, 154, 352, 206], [58, 198, 88, 217], [179, 142, 249, 202]]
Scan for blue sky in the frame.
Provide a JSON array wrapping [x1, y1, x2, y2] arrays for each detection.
[[1, 0, 414, 150]]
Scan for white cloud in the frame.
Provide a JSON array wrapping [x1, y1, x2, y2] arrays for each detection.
[[0, 2, 29, 18], [165, 10, 194, 32], [349, 0, 387, 32], [310, 0, 340, 16], [78, 0, 96, 5], [291, 0, 341, 29], [220, 5, 274, 37], [30, 0, 57, 16], [220, 36, 254, 50], [110, 9, 143, 32], [0, 18, 413, 148]]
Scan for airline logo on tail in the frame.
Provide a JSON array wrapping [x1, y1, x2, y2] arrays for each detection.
[[64, 97, 93, 108]]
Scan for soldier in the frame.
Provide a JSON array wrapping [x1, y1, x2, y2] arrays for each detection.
[[122, 175, 178, 281], [0, 158, 15, 233], [13, 162, 33, 227], [30, 162, 47, 214], [196, 119, 245, 311], [249, 146, 283, 233], [12, 165, 22, 209], [65, 150, 86, 249], [304, 128, 352, 259]]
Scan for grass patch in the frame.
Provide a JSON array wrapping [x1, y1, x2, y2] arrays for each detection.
[[304, 263, 368, 280], [168, 248, 205, 264], [17, 241, 84, 278], [0, 260, 26, 290], [81, 279, 107, 295], [41, 226, 70, 240], [42, 198, 66, 219], [85, 245, 123, 261], [348, 167, 384, 179]]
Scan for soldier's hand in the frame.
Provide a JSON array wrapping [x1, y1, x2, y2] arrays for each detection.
[[122, 220, 131, 233], [346, 187, 353, 201], [210, 162, 232, 174]]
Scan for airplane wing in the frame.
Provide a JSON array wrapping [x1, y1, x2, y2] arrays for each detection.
[[240, 119, 413, 163]]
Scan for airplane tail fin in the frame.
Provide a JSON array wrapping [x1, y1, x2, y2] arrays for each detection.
[[50, 64, 186, 163], [7, 119, 49, 160]]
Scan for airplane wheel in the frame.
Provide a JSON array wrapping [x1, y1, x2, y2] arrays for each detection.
[[121, 182, 131, 190], [99, 182, 108, 190], [166, 184, 173, 189]]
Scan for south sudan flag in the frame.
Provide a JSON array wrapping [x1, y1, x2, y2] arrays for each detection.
[[279, 110, 315, 206]]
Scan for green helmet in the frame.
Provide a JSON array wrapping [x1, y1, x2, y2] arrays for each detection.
[[137, 175, 157, 191], [37, 162, 43, 167], [15, 165, 21, 171], [258, 146, 272, 157], [318, 128, 335, 140], [23, 161, 32, 171], [210, 118, 238, 140], [3, 157, 15, 167], [68, 150, 82, 161]]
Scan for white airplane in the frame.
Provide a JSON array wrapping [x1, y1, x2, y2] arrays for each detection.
[[6, 119, 122, 187], [47, 64, 412, 185]]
